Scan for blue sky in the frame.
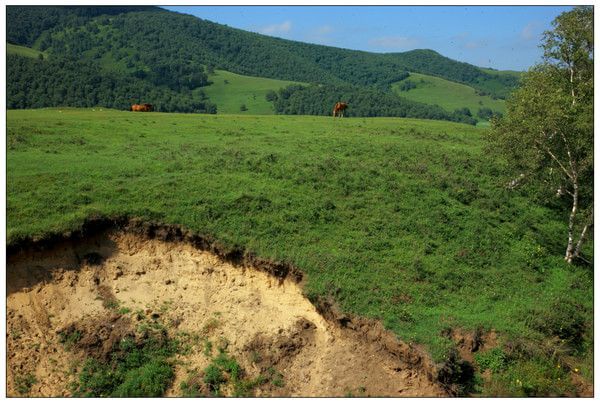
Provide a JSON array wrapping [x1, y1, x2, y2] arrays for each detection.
[[163, 5, 573, 71]]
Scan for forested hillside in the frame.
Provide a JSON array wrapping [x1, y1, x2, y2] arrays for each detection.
[[270, 84, 478, 124], [7, 6, 519, 117]]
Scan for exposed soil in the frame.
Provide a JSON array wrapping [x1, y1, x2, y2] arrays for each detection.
[[7, 226, 448, 397]]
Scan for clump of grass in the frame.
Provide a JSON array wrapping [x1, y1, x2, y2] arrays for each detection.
[[14, 373, 37, 395], [58, 329, 81, 351]]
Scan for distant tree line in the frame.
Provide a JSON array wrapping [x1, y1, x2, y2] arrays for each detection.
[[7, 54, 217, 113], [267, 84, 478, 125]]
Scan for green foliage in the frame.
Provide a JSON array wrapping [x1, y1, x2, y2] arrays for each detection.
[[7, 54, 216, 113], [474, 348, 508, 373], [490, 7, 593, 263], [112, 360, 174, 397], [526, 298, 587, 349], [202, 352, 243, 396], [484, 358, 575, 397], [180, 371, 204, 397], [58, 329, 81, 351], [270, 83, 477, 124], [14, 373, 37, 395], [70, 320, 179, 397]]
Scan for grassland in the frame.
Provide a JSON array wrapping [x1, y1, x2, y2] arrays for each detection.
[[7, 108, 592, 395], [202, 70, 303, 115], [202, 70, 300, 115], [7, 43, 47, 59], [392, 72, 506, 119]]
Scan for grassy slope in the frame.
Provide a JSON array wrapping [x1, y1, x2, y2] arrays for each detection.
[[7, 109, 592, 394], [7, 43, 47, 59], [202, 70, 302, 115], [392, 72, 506, 119], [480, 67, 523, 79]]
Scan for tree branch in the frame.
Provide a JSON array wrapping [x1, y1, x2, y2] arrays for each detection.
[[534, 137, 573, 180]]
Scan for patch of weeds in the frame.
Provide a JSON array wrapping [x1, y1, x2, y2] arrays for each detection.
[[159, 300, 174, 313], [345, 385, 367, 397], [267, 367, 285, 388], [526, 298, 587, 350], [70, 317, 181, 397], [216, 336, 229, 353], [202, 317, 221, 334], [233, 374, 268, 397], [200, 350, 266, 397], [203, 340, 213, 357], [58, 329, 81, 351], [249, 350, 261, 364], [484, 358, 576, 397], [203, 363, 226, 396], [475, 347, 508, 373], [103, 298, 120, 311], [118, 307, 131, 315], [14, 373, 37, 395], [112, 360, 174, 397], [180, 370, 205, 397]]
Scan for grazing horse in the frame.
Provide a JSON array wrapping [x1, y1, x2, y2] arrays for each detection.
[[332, 102, 348, 118], [130, 103, 153, 112]]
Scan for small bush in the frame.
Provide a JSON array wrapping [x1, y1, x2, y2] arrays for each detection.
[[203, 363, 226, 395], [526, 298, 587, 349], [112, 360, 174, 397], [475, 347, 507, 373]]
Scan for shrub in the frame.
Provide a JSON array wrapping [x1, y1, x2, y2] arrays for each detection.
[[526, 298, 587, 349], [112, 360, 174, 397], [475, 347, 507, 373]]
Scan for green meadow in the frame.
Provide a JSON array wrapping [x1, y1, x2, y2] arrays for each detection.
[[7, 43, 47, 59], [392, 72, 506, 119], [203, 70, 303, 115], [7, 108, 592, 395]]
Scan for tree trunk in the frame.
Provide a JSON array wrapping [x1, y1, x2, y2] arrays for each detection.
[[572, 207, 593, 261], [565, 181, 578, 263]]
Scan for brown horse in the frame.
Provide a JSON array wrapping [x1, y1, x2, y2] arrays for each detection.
[[332, 102, 348, 117], [130, 103, 153, 112]]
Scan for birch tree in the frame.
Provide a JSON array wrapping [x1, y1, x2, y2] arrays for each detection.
[[490, 6, 593, 264]]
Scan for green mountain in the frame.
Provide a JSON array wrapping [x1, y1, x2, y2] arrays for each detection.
[[7, 6, 520, 120]]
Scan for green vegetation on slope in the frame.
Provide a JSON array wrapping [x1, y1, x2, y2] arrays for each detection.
[[203, 70, 302, 115], [7, 109, 592, 395], [270, 83, 478, 124], [7, 54, 216, 113], [7, 43, 48, 59], [392, 72, 506, 120], [7, 6, 518, 102]]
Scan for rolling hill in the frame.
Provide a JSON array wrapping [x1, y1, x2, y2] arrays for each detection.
[[203, 70, 304, 115], [7, 5, 521, 120], [392, 72, 507, 120]]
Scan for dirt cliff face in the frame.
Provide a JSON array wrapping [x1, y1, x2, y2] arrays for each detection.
[[7, 226, 447, 397]]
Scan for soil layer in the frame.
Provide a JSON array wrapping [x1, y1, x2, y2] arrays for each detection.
[[7, 226, 447, 397]]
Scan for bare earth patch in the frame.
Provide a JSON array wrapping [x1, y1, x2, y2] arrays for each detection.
[[7, 229, 447, 397]]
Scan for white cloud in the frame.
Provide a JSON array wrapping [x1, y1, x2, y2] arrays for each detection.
[[258, 20, 292, 35], [521, 22, 539, 41], [369, 36, 420, 50], [314, 25, 334, 35], [464, 40, 486, 50]]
